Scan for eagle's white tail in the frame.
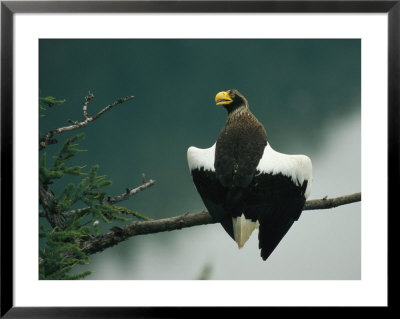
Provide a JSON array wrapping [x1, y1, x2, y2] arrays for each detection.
[[232, 214, 258, 248]]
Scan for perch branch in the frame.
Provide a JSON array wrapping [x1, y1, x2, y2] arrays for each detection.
[[304, 192, 361, 210], [39, 93, 134, 150], [78, 192, 361, 256]]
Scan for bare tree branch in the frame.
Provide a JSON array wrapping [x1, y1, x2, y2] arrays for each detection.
[[78, 192, 361, 256], [82, 91, 94, 119], [107, 178, 156, 204], [39, 93, 134, 150]]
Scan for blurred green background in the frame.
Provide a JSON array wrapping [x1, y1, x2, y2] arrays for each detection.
[[39, 39, 360, 279]]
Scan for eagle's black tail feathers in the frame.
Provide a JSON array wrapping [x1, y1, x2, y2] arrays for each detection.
[[258, 215, 295, 261]]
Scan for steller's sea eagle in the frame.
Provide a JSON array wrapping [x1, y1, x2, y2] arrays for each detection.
[[187, 89, 312, 260]]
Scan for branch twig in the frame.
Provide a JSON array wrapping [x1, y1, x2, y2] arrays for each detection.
[[107, 179, 156, 204], [83, 91, 94, 119], [78, 192, 361, 256], [39, 93, 134, 150]]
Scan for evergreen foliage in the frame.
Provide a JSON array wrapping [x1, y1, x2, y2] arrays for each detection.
[[39, 95, 67, 118], [39, 95, 150, 280]]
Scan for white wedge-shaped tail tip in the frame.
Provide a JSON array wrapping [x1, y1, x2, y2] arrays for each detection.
[[232, 214, 258, 248]]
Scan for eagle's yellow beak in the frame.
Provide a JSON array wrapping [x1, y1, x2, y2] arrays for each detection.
[[215, 91, 233, 105]]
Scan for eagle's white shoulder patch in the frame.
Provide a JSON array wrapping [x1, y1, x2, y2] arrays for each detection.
[[187, 143, 216, 172], [256, 144, 313, 198]]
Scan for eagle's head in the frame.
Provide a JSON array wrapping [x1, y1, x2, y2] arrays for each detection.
[[215, 89, 249, 113]]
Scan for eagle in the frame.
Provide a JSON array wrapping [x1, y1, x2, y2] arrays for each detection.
[[187, 89, 312, 261]]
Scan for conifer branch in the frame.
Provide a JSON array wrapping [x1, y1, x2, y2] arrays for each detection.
[[78, 192, 361, 256], [39, 178, 156, 220], [39, 182, 66, 228], [39, 93, 134, 150]]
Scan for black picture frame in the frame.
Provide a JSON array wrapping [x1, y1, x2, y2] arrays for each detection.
[[1, 1, 396, 317]]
